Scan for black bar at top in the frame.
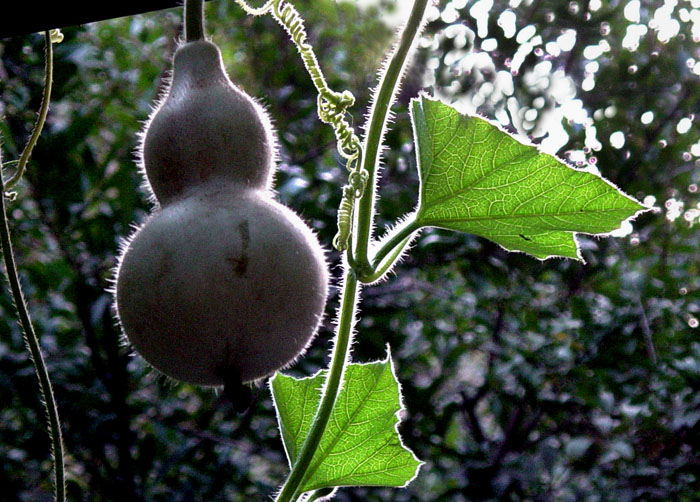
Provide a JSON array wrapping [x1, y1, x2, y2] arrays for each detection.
[[0, 1, 214, 40]]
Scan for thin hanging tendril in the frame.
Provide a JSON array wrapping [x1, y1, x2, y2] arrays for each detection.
[[0, 31, 66, 502], [234, 0, 365, 252], [2, 30, 62, 193]]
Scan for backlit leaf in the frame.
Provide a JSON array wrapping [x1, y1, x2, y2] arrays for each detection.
[[270, 352, 422, 494], [411, 96, 647, 259]]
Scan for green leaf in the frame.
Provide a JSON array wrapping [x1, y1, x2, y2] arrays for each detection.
[[270, 352, 422, 493], [411, 96, 648, 260]]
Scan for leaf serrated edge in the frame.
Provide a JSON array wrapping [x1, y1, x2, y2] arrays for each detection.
[[377, 344, 425, 488]]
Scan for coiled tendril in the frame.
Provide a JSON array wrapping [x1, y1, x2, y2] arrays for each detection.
[[234, 0, 366, 252]]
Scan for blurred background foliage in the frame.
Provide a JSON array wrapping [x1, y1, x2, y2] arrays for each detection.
[[0, 0, 699, 500]]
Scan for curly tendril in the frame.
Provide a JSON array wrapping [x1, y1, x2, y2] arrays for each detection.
[[49, 29, 64, 44], [333, 185, 354, 253], [234, 0, 366, 251]]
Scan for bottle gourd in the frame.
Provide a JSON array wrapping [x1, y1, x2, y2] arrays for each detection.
[[114, 40, 329, 387]]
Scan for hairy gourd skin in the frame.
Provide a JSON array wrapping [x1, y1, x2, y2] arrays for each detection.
[[115, 40, 328, 386], [143, 41, 275, 201]]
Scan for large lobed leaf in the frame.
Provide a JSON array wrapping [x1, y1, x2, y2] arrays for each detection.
[[411, 96, 648, 260], [270, 354, 422, 494]]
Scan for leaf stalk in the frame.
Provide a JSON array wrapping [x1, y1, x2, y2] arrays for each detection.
[[360, 217, 421, 283]]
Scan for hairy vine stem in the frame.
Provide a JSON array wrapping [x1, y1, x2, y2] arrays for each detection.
[[275, 274, 359, 501], [354, 0, 429, 274], [264, 1, 431, 500], [0, 33, 66, 502]]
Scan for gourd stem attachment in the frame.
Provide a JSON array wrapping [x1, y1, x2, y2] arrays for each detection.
[[353, 0, 429, 270], [184, 0, 205, 41], [1, 136, 66, 502], [3, 31, 55, 192]]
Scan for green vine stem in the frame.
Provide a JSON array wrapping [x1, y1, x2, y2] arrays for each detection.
[[0, 103, 66, 502], [3, 31, 55, 191], [0, 189, 67, 502], [275, 273, 359, 502], [353, 0, 429, 274], [273, 2, 430, 500], [185, 0, 205, 42]]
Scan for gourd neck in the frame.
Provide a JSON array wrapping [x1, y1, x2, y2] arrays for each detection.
[[155, 179, 273, 207], [171, 41, 229, 92]]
